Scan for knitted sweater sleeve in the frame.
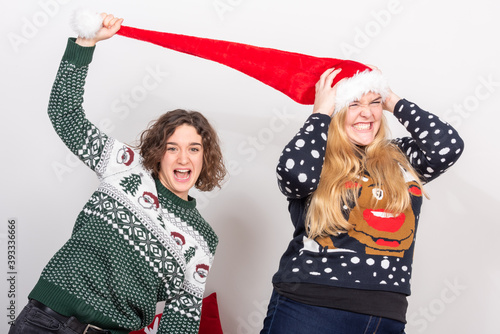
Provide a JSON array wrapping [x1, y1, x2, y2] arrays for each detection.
[[48, 38, 109, 172], [276, 99, 464, 199], [276, 113, 332, 199], [392, 99, 464, 183]]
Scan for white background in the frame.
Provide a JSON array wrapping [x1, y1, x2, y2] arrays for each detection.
[[1, 1, 499, 333]]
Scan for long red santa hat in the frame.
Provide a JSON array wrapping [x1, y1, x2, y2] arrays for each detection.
[[71, 9, 389, 113]]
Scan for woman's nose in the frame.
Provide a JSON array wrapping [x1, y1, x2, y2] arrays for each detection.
[[177, 150, 188, 163], [359, 106, 371, 117]]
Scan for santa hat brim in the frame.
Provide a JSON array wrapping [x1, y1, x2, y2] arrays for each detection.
[[334, 69, 390, 113]]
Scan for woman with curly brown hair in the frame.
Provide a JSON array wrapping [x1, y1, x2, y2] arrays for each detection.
[[10, 14, 226, 334], [139, 109, 226, 200]]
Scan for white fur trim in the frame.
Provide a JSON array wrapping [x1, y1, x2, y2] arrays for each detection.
[[334, 70, 390, 113], [71, 9, 103, 39]]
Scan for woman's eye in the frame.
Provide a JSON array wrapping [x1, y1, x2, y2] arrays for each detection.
[[372, 188, 384, 200]]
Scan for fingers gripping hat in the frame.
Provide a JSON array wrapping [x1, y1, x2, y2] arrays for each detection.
[[72, 9, 389, 112]]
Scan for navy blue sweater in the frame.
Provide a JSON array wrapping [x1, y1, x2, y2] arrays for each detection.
[[272, 99, 464, 322]]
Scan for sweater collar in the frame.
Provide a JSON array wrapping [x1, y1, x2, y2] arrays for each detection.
[[154, 178, 197, 209]]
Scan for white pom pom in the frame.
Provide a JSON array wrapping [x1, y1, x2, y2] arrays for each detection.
[[71, 9, 103, 39]]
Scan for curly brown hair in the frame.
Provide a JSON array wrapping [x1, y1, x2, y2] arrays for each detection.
[[138, 109, 226, 192]]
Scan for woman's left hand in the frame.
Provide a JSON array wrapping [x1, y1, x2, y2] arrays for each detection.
[[382, 91, 401, 113], [366, 65, 401, 113], [76, 13, 123, 47]]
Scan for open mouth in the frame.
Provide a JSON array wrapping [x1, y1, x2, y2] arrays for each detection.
[[375, 239, 401, 247], [174, 169, 191, 181], [373, 229, 414, 248], [363, 209, 405, 232], [357, 209, 414, 249], [352, 122, 372, 131]]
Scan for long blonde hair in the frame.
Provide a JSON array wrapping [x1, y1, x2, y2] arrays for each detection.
[[305, 107, 425, 238]]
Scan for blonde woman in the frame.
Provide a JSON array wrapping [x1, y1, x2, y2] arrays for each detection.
[[260, 67, 464, 334]]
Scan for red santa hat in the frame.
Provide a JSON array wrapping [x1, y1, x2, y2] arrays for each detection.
[[72, 9, 389, 113]]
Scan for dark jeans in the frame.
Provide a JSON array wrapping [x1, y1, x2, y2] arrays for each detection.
[[260, 290, 406, 334], [8, 300, 110, 334]]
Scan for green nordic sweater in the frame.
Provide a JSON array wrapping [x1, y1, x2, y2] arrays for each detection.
[[28, 38, 218, 334]]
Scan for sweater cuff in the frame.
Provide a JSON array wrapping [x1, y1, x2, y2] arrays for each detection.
[[62, 37, 95, 67]]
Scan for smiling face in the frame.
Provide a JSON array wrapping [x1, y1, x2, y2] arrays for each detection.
[[158, 124, 204, 201], [346, 176, 422, 257], [344, 92, 384, 146]]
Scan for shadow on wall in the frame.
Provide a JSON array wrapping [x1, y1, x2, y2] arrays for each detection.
[[406, 173, 499, 334]]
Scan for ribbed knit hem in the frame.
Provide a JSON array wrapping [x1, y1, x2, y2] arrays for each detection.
[[62, 38, 95, 67], [28, 279, 132, 334]]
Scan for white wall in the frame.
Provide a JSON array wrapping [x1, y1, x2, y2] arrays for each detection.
[[1, 1, 499, 333]]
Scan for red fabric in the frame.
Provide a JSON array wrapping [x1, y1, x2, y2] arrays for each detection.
[[198, 293, 223, 334], [117, 25, 370, 105], [129, 293, 223, 334]]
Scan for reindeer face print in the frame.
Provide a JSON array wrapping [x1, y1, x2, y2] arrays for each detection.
[[295, 173, 423, 289], [346, 176, 422, 257]]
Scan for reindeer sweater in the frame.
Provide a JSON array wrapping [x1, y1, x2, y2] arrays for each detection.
[[28, 38, 218, 334], [272, 100, 464, 322]]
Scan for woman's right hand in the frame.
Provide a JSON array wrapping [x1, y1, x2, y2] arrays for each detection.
[[312, 67, 343, 116], [76, 13, 123, 47]]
